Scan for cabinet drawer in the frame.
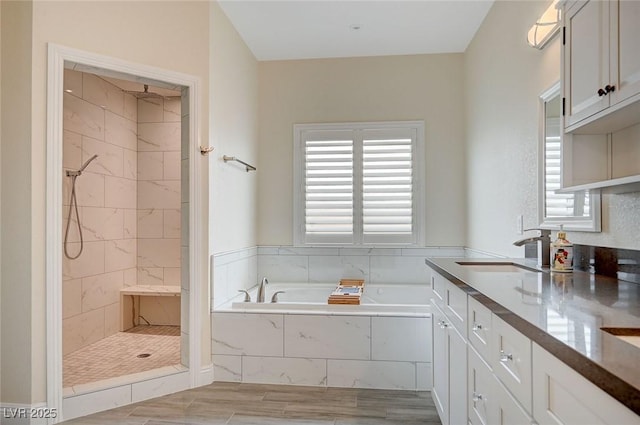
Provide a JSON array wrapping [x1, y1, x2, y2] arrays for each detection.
[[444, 280, 467, 336], [491, 315, 532, 414], [468, 345, 493, 425], [492, 375, 533, 425], [532, 343, 640, 425], [468, 296, 492, 364], [431, 271, 447, 311]]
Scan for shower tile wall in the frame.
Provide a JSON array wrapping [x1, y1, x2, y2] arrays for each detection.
[[62, 70, 139, 355], [62, 70, 182, 356], [136, 97, 181, 285], [136, 96, 182, 325]]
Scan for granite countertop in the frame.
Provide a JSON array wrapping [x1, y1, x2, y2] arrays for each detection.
[[425, 257, 640, 415]]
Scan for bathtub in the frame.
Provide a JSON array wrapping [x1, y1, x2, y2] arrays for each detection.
[[211, 282, 433, 390], [219, 282, 431, 316]]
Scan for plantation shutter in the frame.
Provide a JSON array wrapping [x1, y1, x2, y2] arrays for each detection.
[[294, 122, 424, 246], [303, 130, 354, 244], [361, 128, 416, 244], [544, 118, 590, 218]]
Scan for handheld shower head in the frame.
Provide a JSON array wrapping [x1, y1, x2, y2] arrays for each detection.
[[66, 154, 98, 177], [79, 154, 99, 173]]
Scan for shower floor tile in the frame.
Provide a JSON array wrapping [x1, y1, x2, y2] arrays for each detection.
[[63, 325, 181, 388]]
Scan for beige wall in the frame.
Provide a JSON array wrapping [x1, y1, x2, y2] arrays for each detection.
[[1, 0, 33, 404], [0, 0, 3, 402], [257, 54, 467, 246], [209, 1, 259, 255], [465, 0, 640, 256], [1, 0, 210, 404]]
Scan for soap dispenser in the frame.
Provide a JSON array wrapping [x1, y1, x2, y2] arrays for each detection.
[[550, 227, 573, 273]]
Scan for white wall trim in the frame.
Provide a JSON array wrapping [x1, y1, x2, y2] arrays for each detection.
[[46, 43, 205, 423]]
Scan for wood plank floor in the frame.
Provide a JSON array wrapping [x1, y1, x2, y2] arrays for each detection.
[[60, 382, 442, 424]]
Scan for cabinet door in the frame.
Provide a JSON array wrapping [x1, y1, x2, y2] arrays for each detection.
[[432, 306, 450, 425], [468, 345, 493, 425], [532, 343, 640, 425], [610, 0, 640, 106], [449, 325, 468, 425], [564, 0, 611, 127]]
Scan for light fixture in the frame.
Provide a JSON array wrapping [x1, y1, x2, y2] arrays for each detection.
[[527, 0, 561, 50]]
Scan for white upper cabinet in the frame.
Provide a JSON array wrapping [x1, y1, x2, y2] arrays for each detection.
[[610, 0, 640, 106], [564, 0, 610, 128], [561, 0, 640, 193], [563, 0, 640, 132]]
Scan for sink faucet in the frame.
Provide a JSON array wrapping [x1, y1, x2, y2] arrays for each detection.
[[513, 228, 551, 267], [256, 277, 268, 303]]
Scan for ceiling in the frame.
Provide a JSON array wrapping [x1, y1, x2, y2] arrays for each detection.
[[217, 0, 495, 61]]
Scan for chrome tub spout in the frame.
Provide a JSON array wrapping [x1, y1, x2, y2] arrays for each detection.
[[257, 277, 269, 303]]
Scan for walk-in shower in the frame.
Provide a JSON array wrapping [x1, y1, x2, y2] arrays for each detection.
[[61, 69, 184, 393], [63, 154, 98, 259]]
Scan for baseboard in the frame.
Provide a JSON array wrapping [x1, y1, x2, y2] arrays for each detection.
[[197, 365, 214, 386]]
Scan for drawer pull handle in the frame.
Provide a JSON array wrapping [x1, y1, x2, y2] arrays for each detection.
[[499, 350, 513, 362], [472, 323, 483, 331], [472, 392, 484, 402], [438, 320, 449, 329]]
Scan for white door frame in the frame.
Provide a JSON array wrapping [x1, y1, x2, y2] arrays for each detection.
[[46, 43, 205, 420]]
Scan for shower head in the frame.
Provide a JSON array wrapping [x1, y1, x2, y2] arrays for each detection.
[[79, 154, 98, 172], [124, 84, 172, 100], [66, 154, 98, 177]]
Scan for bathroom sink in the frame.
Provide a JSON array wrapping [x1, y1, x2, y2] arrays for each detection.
[[455, 261, 541, 273], [601, 327, 640, 349]]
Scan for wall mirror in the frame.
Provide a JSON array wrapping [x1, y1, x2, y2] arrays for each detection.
[[538, 82, 601, 232]]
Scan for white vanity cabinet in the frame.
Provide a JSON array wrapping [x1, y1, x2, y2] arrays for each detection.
[[428, 263, 639, 425], [532, 343, 640, 425], [430, 271, 468, 425]]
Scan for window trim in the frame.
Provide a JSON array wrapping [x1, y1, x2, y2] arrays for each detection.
[[538, 82, 601, 232], [293, 121, 426, 247]]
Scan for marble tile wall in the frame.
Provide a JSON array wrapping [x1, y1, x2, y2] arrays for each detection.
[[211, 246, 473, 308], [62, 70, 183, 356], [212, 248, 258, 308], [136, 96, 181, 288], [63, 70, 139, 355], [211, 312, 432, 390], [208, 246, 471, 389]]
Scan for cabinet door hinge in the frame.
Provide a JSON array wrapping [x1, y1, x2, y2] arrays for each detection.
[[562, 97, 566, 116], [562, 26, 566, 45]]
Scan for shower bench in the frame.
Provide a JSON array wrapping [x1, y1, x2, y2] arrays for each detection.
[[120, 285, 181, 331]]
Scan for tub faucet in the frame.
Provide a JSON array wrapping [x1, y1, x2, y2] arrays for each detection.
[[257, 277, 268, 303], [513, 228, 551, 268]]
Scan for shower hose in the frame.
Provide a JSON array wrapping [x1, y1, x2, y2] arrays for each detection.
[[63, 174, 84, 260]]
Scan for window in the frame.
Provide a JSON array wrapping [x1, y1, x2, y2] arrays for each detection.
[[539, 83, 601, 231], [293, 121, 425, 246]]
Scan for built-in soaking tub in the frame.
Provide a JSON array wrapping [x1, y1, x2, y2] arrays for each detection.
[[222, 282, 430, 316], [211, 282, 432, 390]]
